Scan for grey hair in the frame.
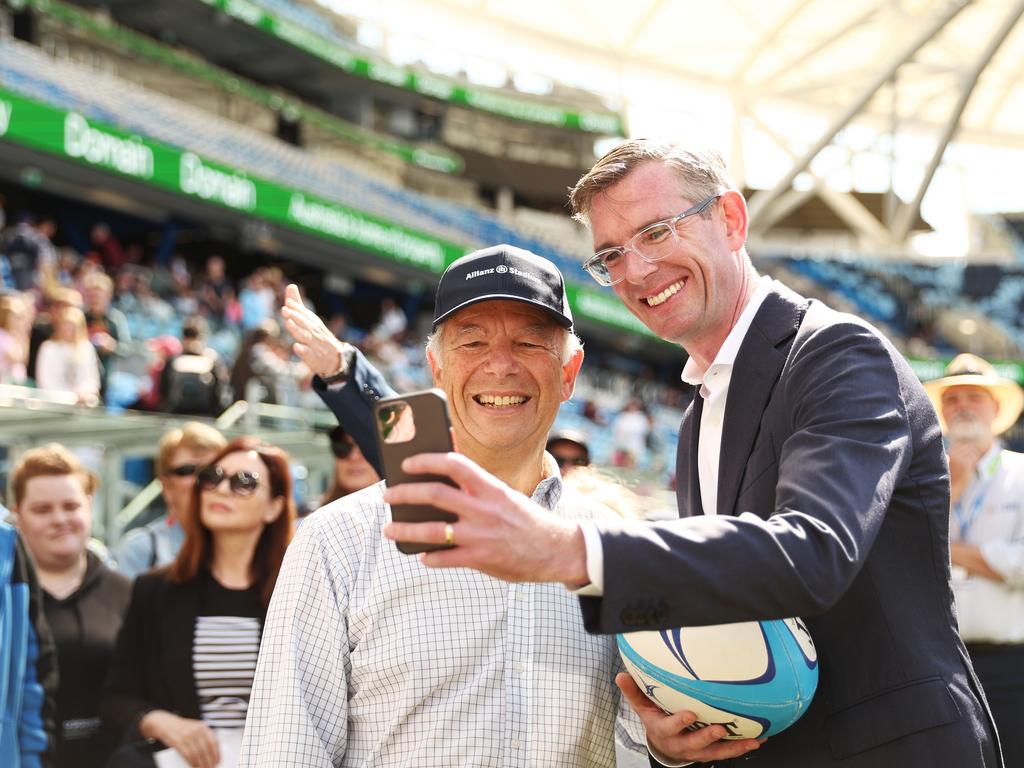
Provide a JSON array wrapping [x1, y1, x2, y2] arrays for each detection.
[[426, 320, 582, 367], [569, 139, 734, 227]]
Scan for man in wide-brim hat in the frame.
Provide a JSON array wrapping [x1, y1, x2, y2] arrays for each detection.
[[924, 352, 1024, 768]]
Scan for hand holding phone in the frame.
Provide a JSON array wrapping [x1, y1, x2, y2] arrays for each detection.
[[374, 388, 457, 554]]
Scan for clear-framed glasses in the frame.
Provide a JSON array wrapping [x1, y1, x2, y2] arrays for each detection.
[[582, 195, 720, 286]]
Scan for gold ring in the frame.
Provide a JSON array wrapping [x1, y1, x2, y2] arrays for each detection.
[[444, 523, 455, 547]]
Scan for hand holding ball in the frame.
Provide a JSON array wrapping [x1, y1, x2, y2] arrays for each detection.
[[617, 618, 818, 739]]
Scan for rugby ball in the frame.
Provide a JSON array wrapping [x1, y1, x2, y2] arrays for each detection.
[[617, 618, 818, 739]]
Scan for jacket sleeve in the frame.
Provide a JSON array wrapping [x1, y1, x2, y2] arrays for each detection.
[[11, 529, 58, 768], [101, 576, 157, 743], [312, 348, 397, 478]]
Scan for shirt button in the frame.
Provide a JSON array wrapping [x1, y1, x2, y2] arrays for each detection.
[[514, 662, 525, 674], [511, 739, 521, 749]]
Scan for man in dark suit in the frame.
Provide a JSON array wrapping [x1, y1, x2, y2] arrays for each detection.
[[377, 140, 1001, 767]]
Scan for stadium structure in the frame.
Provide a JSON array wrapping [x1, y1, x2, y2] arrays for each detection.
[[2, 0, 1024, 538]]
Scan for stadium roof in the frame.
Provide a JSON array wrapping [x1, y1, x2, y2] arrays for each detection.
[[349, 0, 1024, 252]]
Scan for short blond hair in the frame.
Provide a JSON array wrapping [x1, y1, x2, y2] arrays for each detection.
[[10, 443, 99, 506], [156, 422, 227, 476], [570, 139, 734, 226]]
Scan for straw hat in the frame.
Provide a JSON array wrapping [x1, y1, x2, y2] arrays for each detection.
[[923, 353, 1024, 435]]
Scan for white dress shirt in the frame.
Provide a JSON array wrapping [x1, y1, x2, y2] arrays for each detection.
[[240, 473, 646, 767], [950, 442, 1024, 644], [578, 277, 773, 593]]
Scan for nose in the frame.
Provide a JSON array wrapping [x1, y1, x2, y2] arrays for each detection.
[[623, 247, 658, 285], [482, 339, 522, 376]]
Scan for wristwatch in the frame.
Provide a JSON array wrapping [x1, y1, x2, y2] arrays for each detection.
[[320, 346, 355, 386]]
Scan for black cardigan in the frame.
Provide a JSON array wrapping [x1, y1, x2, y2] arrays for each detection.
[[101, 570, 268, 745]]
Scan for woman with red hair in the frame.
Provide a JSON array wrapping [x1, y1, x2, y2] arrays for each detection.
[[102, 438, 294, 768]]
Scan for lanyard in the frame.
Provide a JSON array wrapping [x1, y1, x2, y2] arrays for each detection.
[[953, 450, 1002, 541]]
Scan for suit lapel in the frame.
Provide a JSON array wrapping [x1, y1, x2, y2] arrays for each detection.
[[716, 285, 806, 518], [676, 389, 704, 518]]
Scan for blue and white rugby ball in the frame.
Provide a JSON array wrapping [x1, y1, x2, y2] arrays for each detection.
[[617, 618, 818, 739]]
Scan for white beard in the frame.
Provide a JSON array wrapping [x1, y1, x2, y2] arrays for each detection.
[[948, 416, 990, 445]]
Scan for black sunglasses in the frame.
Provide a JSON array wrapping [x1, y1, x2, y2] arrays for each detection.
[[196, 464, 262, 496], [166, 463, 199, 477], [553, 454, 589, 469], [330, 440, 355, 459]]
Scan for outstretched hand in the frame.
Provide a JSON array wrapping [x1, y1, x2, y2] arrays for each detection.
[[381, 452, 589, 587], [615, 673, 765, 764], [281, 283, 349, 378]]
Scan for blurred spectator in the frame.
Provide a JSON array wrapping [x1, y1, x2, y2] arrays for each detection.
[[87, 224, 128, 275], [160, 317, 230, 417], [612, 397, 650, 468], [82, 272, 131, 396], [115, 423, 226, 579], [36, 305, 101, 406], [1, 214, 57, 294], [0, 518, 58, 768], [581, 399, 606, 426], [9, 444, 132, 768], [545, 428, 591, 476], [117, 423, 227, 581], [134, 335, 182, 412], [369, 297, 407, 343], [103, 438, 294, 768], [197, 255, 234, 329], [0, 292, 33, 385], [28, 287, 82, 382], [230, 320, 308, 405], [238, 269, 275, 331], [299, 425, 379, 517]]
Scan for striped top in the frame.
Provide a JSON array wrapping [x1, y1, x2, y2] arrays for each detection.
[[194, 576, 262, 729]]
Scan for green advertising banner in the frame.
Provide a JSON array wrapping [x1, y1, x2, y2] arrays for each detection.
[[0, 88, 652, 337], [194, 0, 625, 135], [20, 0, 463, 174], [906, 357, 1024, 384]]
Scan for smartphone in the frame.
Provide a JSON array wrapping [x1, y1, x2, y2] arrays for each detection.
[[373, 388, 458, 554]]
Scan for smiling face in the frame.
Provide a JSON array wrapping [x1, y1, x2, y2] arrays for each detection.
[[199, 449, 284, 536], [15, 474, 93, 572], [589, 161, 753, 360], [428, 300, 581, 462]]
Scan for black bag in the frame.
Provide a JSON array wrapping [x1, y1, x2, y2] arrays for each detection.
[[162, 353, 219, 416]]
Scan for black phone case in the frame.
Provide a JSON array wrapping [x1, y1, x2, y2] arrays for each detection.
[[374, 388, 458, 554]]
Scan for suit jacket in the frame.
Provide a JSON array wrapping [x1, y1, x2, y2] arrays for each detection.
[[101, 571, 266, 746], [313, 348, 395, 478], [582, 283, 1000, 767]]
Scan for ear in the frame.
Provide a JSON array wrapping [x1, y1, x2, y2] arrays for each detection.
[[719, 190, 749, 252], [560, 347, 584, 403], [426, 346, 442, 387]]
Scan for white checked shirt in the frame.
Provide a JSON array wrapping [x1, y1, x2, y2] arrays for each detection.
[[240, 473, 645, 767]]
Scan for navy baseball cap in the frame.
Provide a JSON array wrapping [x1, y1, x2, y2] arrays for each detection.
[[433, 244, 573, 330]]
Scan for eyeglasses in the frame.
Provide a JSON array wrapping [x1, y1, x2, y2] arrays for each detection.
[[582, 195, 720, 286], [330, 440, 355, 460], [196, 464, 262, 496], [165, 464, 199, 478]]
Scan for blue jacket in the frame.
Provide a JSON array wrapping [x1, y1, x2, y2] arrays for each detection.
[[1, 521, 57, 768]]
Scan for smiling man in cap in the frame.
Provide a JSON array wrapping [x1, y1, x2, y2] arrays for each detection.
[[925, 352, 1024, 767], [241, 245, 646, 767]]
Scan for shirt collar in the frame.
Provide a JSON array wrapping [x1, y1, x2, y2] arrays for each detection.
[[681, 276, 773, 385]]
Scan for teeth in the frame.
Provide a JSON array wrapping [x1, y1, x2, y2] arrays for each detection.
[[477, 394, 527, 408], [646, 280, 684, 307]]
